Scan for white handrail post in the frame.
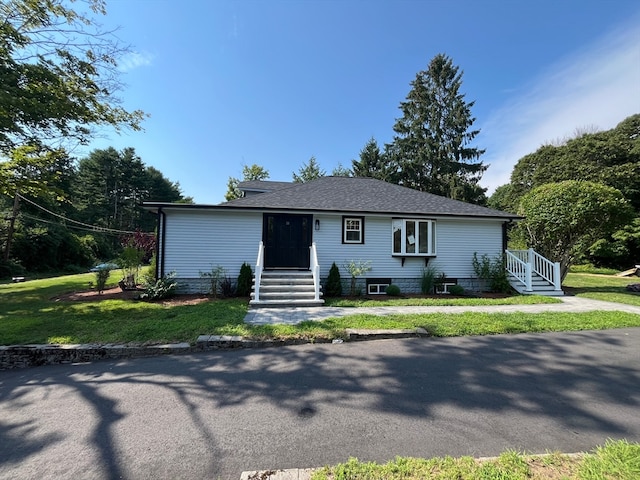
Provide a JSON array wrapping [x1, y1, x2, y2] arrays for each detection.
[[310, 242, 320, 301], [553, 262, 562, 291], [254, 241, 264, 302]]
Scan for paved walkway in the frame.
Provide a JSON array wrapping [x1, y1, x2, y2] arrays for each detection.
[[244, 296, 640, 325]]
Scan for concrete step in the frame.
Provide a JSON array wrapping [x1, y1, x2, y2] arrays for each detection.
[[249, 299, 325, 307]]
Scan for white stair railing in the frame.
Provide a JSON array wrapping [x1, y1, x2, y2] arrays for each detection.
[[506, 248, 562, 292], [505, 250, 532, 292], [309, 242, 321, 301], [254, 241, 264, 302]]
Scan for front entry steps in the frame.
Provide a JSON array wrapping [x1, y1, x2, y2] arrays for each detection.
[[250, 270, 324, 307]]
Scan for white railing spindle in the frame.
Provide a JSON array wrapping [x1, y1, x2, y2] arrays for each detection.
[[254, 241, 264, 302], [310, 242, 320, 301]]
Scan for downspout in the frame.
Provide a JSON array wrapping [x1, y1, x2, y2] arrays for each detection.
[[156, 207, 166, 279]]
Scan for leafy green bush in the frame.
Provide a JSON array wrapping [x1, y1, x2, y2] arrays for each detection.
[[326, 262, 342, 297], [421, 265, 437, 294], [236, 262, 253, 297], [94, 267, 111, 294], [220, 275, 235, 298], [448, 284, 464, 296], [472, 253, 511, 293], [200, 265, 226, 297], [385, 284, 401, 296], [0, 258, 25, 279], [343, 259, 372, 296], [139, 272, 177, 301]]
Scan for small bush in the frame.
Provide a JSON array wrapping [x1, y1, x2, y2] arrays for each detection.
[[94, 268, 111, 294], [326, 262, 342, 297], [220, 275, 236, 298], [343, 260, 372, 296], [0, 259, 25, 279], [139, 272, 178, 301], [421, 265, 437, 294], [448, 284, 464, 296], [236, 262, 253, 297], [385, 284, 401, 296], [473, 253, 511, 293], [200, 265, 226, 297]]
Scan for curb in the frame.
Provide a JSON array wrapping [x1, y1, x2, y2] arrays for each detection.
[[1, 328, 428, 370]]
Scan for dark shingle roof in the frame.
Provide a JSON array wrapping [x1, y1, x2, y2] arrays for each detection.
[[237, 180, 293, 193], [221, 177, 518, 219]]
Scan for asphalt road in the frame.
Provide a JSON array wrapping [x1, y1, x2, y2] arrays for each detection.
[[1, 328, 639, 480]]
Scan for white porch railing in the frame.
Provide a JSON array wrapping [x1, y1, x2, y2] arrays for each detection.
[[310, 242, 321, 301], [254, 241, 265, 302], [506, 248, 562, 292]]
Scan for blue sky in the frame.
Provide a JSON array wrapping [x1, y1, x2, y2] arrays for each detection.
[[87, 0, 640, 204]]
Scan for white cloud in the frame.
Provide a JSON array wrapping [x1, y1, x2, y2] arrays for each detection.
[[118, 51, 154, 72], [480, 17, 640, 195]]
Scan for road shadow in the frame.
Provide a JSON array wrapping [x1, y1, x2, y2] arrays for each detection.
[[1, 328, 639, 478]]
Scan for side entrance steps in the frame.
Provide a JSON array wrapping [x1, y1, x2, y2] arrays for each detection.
[[508, 273, 564, 296], [250, 270, 324, 307]]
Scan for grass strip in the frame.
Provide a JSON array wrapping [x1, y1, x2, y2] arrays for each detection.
[[311, 439, 640, 480]]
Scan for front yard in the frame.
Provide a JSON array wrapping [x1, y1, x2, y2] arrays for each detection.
[[1, 271, 639, 346]]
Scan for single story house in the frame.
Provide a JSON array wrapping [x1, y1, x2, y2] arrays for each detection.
[[143, 176, 561, 305]]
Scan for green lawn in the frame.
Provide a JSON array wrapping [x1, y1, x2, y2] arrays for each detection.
[[2, 271, 640, 346], [563, 272, 640, 306], [311, 439, 640, 480]]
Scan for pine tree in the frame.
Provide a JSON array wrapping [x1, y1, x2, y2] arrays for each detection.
[[292, 156, 325, 183], [390, 54, 487, 204], [351, 137, 393, 180]]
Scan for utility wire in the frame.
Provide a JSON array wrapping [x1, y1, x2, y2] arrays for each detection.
[[20, 213, 128, 236], [16, 193, 139, 235]]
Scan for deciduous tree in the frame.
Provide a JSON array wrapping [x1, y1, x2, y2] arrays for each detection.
[[516, 181, 633, 280], [225, 164, 270, 201], [0, 0, 146, 152]]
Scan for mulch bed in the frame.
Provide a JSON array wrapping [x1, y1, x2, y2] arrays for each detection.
[[53, 287, 211, 306]]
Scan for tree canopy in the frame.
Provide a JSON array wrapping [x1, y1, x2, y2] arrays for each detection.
[[516, 181, 633, 279], [225, 164, 270, 201], [292, 156, 325, 183], [0, 0, 145, 153], [388, 54, 487, 204]]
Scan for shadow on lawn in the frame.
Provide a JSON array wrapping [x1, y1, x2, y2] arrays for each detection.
[[1, 328, 639, 478]]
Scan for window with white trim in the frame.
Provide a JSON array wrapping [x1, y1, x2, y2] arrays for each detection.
[[343, 216, 364, 244], [392, 219, 436, 255]]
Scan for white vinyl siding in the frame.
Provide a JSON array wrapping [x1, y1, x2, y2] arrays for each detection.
[[163, 209, 262, 278], [315, 215, 504, 280], [160, 209, 505, 285]]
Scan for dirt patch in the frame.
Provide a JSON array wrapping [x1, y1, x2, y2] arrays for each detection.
[[53, 287, 211, 306]]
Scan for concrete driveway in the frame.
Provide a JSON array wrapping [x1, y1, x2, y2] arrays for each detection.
[[1, 328, 639, 480]]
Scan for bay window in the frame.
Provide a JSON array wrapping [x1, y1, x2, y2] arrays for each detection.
[[392, 219, 436, 256]]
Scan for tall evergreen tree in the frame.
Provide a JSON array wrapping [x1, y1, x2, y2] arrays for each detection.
[[351, 137, 392, 180], [292, 156, 325, 183], [390, 54, 487, 204]]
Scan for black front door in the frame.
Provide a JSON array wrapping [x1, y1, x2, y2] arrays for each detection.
[[263, 214, 312, 269]]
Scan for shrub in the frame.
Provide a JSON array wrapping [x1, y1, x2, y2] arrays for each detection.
[[472, 253, 511, 293], [448, 284, 464, 296], [385, 284, 401, 296], [139, 272, 178, 301], [200, 265, 226, 298], [343, 260, 372, 296], [220, 275, 235, 298], [0, 258, 25, 279], [421, 264, 437, 294], [236, 262, 253, 297], [326, 262, 342, 297], [94, 267, 111, 294]]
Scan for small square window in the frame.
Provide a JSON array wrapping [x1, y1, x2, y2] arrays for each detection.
[[343, 216, 364, 244]]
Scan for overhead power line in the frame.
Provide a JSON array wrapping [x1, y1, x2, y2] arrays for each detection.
[[16, 193, 139, 235]]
